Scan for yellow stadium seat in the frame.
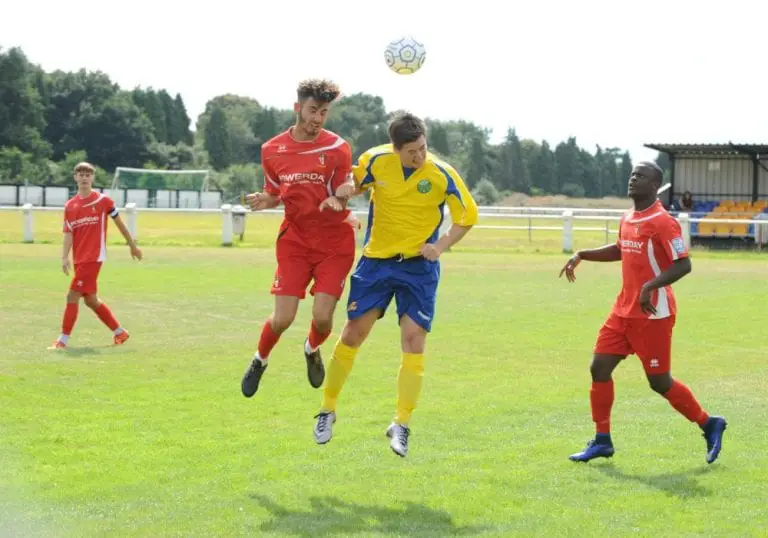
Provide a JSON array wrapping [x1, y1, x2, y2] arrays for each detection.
[[698, 222, 715, 236], [714, 223, 731, 236], [731, 223, 748, 236]]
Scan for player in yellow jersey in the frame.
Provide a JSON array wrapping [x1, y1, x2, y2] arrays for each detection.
[[312, 111, 479, 457]]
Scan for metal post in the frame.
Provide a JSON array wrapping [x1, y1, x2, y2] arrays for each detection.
[[221, 204, 234, 246], [124, 202, 138, 241], [562, 210, 574, 253], [22, 203, 34, 243]]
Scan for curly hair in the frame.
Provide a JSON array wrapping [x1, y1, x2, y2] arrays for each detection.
[[387, 110, 427, 149], [296, 78, 341, 104]]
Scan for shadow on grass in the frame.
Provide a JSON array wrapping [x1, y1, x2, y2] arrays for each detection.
[[45, 345, 136, 358], [594, 462, 716, 499], [249, 494, 488, 537]]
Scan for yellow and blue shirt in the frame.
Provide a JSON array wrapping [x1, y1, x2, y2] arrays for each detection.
[[352, 144, 479, 259]]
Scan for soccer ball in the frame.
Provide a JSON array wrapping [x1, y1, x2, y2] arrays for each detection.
[[385, 36, 426, 75]]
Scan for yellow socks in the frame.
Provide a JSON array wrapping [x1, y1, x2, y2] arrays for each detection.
[[321, 339, 359, 412], [395, 352, 425, 424]]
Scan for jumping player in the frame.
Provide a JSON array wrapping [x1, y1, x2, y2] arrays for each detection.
[[559, 161, 727, 464], [311, 111, 479, 457], [240, 79, 357, 397], [49, 162, 143, 349]]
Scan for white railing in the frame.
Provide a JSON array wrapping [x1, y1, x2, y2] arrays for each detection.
[[3, 204, 767, 251]]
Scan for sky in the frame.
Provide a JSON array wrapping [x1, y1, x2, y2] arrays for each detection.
[[2, 0, 766, 163]]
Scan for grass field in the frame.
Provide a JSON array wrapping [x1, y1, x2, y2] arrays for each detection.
[[1, 209, 767, 537]]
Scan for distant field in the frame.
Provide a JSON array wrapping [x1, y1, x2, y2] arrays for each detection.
[[0, 206, 659, 255], [1, 233, 767, 536]]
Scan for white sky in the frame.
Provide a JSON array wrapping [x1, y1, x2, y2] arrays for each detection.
[[2, 0, 766, 163]]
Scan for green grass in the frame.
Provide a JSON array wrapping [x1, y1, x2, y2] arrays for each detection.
[[1, 216, 767, 536]]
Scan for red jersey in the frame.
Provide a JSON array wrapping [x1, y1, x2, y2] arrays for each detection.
[[261, 128, 353, 231], [613, 200, 689, 319], [62, 191, 118, 265]]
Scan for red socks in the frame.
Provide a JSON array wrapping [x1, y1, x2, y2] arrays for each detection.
[[590, 380, 614, 434], [663, 380, 709, 426], [62, 303, 79, 335], [257, 320, 281, 359], [93, 303, 120, 331], [308, 320, 331, 350]]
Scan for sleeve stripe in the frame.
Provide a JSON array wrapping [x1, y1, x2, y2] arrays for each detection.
[[436, 164, 465, 208]]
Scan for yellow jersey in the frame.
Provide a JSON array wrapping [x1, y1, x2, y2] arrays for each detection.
[[352, 144, 479, 259]]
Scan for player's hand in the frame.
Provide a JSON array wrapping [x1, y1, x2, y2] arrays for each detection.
[[130, 245, 143, 261], [559, 253, 581, 282], [639, 284, 657, 316], [345, 213, 362, 230], [420, 243, 442, 261], [246, 192, 270, 211], [319, 196, 344, 212], [61, 257, 71, 275], [335, 183, 356, 199]]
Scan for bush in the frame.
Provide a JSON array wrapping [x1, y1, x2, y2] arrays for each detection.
[[561, 182, 585, 198], [471, 178, 501, 206]]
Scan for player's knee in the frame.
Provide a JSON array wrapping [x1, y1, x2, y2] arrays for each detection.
[[401, 326, 427, 354], [66, 290, 81, 304], [341, 320, 369, 348], [311, 308, 334, 334], [83, 295, 101, 309], [590, 359, 613, 382], [647, 373, 672, 394], [270, 312, 295, 334]]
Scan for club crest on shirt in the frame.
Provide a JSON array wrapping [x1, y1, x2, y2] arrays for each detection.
[[318, 153, 326, 166], [633, 224, 640, 235], [417, 179, 432, 194], [671, 237, 686, 255]]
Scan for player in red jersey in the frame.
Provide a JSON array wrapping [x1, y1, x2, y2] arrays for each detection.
[[240, 79, 358, 397], [48, 162, 143, 350], [559, 161, 727, 464]]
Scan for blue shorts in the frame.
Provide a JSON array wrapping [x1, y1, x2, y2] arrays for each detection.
[[346, 255, 440, 332]]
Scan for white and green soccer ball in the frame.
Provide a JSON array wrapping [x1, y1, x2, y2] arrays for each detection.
[[385, 36, 426, 75]]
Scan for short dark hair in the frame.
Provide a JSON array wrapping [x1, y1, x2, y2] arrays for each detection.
[[296, 78, 341, 104], [638, 161, 663, 183], [388, 111, 427, 149]]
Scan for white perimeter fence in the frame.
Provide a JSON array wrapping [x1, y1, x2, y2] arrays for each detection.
[[2, 204, 768, 252]]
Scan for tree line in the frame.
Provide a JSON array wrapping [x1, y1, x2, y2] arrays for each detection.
[[1, 46, 644, 204]]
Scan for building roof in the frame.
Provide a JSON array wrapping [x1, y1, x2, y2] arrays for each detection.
[[644, 142, 768, 157]]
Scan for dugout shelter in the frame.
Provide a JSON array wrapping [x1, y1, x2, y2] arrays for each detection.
[[644, 142, 768, 244]]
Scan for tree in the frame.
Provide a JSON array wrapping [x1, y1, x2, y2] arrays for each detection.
[[554, 137, 583, 195], [42, 69, 155, 170], [427, 121, 450, 156], [497, 129, 531, 194], [204, 105, 232, 171], [618, 151, 633, 196], [170, 94, 193, 145], [530, 141, 558, 194], [0, 47, 50, 158], [196, 94, 261, 165]]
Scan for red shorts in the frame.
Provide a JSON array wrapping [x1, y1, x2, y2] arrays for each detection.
[[271, 225, 355, 300], [594, 312, 675, 374], [70, 262, 102, 296]]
